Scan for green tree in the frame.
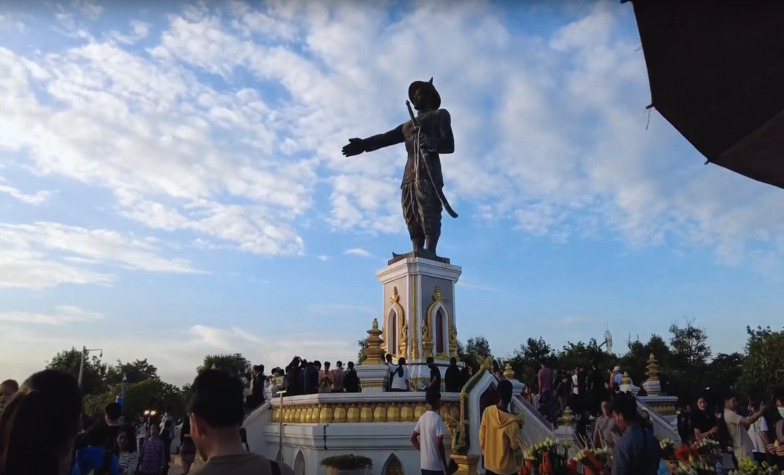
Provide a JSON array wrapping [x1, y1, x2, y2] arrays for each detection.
[[457, 340, 466, 360], [668, 319, 711, 401], [669, 318, 711, 368], [741, 326, 784, 398], [197, 354, 252, 377], [357, 339, 368, 365], [465, 336, 493, 366], [47, 347, 107, 395], [124, 379, 186, 420], [505, 337, 555, 387], [84, 379, 186, 421], [707, 352, 745, 396], [106, 359, 158, 386], [558, 339, 610, 374]]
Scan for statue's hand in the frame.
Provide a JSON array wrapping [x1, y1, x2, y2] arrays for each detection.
[[342, 138, 365, 157]]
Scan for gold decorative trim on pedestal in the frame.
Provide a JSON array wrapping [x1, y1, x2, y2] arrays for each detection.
[[270, 400, 461, 424], [389, 287, 407, 358], [410, 275, 419, 360], [448, 320, 458, 357], [421, 320, 433, 360]]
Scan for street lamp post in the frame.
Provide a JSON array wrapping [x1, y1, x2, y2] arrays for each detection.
[[77, 346, 103, 389], [117, 373, 127, 410]]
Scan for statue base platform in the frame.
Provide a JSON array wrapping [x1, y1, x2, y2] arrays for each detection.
[[376, 257, 461, 364], [389, 250, 450, 265]]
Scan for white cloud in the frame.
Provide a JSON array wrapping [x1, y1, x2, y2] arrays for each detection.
[[71, 0, 104, 20], [0, 37, 311, 257], [108, 20, 151, 45], [0, 222, 199, 288], [0, 250, 114, 289], [1, 0, 783, 273], [0, 179, 54, 205], [317, 255, 329, 261], [0, 305, 103, 325], [344, 248, 370, 257], [0, 222, 197, 273]]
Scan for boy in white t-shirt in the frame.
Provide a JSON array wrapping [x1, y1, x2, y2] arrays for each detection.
[[411, 389, 449, 475], [746, 401, 769, 464]]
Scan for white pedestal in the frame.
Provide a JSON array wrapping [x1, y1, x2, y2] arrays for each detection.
[[355, 365, 388, 393], [642, 380, 661, 396], [376, 258, 462, 375]]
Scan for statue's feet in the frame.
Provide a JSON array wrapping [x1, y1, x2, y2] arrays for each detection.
[[389, 248, 448, 264]]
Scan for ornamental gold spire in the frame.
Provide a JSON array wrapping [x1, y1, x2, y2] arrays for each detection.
[[361, 318, 385, 365], [646, 353, 660, 382]]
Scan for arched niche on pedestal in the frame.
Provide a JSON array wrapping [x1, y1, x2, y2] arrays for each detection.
[[381, 453, 405, 475], [425, 286, 451, 359]]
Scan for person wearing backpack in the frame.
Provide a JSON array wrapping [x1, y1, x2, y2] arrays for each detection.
[[390, 357, 409, 392], [611, 392, 661, 475], [72, 421, 119, 475]]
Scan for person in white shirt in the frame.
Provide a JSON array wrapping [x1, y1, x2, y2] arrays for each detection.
[[723, 395, 766, 464], [411, 389, 449, 475], [746, 400, 769, 464], [136, 417, 148, 453], [390, 357, 409, 392]]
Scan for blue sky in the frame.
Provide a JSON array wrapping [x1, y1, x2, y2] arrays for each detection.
[[2, 0, 784, 386]]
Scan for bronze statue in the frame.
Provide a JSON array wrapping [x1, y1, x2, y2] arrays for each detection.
[[342, 78, 456, 262]]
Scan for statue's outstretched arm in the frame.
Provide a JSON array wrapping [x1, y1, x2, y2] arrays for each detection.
[[342, 124, 405, 157]]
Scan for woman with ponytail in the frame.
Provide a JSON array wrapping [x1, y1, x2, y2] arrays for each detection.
[[0, 369, 83, 475]]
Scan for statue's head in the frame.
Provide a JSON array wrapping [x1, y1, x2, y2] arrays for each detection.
[[409, 77, 441, 110]]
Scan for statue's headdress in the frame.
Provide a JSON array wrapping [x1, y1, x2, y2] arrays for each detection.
[[408, 77, 441, 109]]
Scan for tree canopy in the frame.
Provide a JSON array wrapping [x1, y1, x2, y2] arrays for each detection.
[[197, 353, 252, 377]]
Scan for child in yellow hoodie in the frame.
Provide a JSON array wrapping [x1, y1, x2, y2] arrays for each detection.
[[479, 380, 521, 475]]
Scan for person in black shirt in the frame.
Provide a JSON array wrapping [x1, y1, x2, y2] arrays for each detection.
[[692, 397, 718, 441], [426, 357, 441, 390], [302, 361, 319, 394], [285, 357, 302, 396], [344, 362, 360, 393], [444, 357, 462, 392], [105, 402, 123, 456], [459, 358, 471, 387], [160, 419, 173, 469]]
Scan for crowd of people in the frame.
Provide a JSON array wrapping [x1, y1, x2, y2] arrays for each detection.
[[674, 393, 784, 469], [4, 355, 782, 475], [0, 369, 296, 475], [527, 358, 784, 473], [271, 355, 472, 397], [276, 358, 360, 396]]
